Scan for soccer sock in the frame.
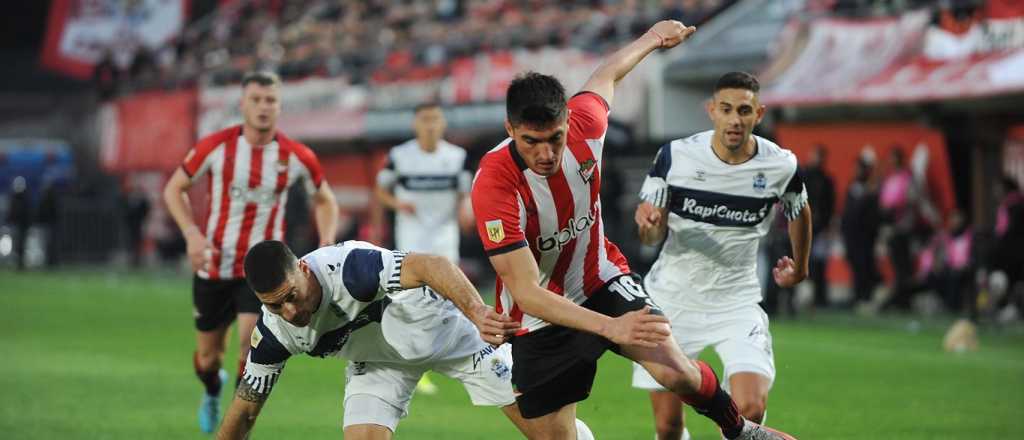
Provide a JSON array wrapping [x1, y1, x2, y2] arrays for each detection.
[[235, 358, 247, 388], [683, 361, 744, 439], [193, 352, 222, 397]]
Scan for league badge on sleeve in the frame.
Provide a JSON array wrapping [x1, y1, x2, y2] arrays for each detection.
[[485, 220, 505, 243], [250, 326, 263, 348]]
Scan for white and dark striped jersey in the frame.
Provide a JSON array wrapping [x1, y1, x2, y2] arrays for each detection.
[[182, 126, 324, 280], [639, 130, 808, 312], [241, 241, 484, 395], [376, 139, 471, 262]]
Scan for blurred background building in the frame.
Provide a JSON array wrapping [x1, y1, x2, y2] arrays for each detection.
[[3, 0, 1023, 324]]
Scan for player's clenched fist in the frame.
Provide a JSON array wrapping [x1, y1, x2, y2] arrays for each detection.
[[635, 201, 663, 230], [470, 304, 521, 346], [647, 20, 696, 49], [602, 306, 671, 348]]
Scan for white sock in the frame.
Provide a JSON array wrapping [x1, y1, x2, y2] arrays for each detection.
[[575, 418, 595, 440]]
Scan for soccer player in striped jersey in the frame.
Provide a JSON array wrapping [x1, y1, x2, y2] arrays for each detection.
[[632, 72, 811, 440], [471, 21, 796, 440], [162, 72, 339, 433]]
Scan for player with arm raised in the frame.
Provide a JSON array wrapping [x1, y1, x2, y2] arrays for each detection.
[[218, 240, 545, 439], [471, 21, 797, 440], [162, 71, 339, 433], [633, 72, 811, 440]]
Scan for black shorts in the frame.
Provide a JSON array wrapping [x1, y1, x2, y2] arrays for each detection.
[[511, 274, 662, 419], [192, 276, 262, 331]]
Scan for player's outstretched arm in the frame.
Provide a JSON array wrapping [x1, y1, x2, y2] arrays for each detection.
[[635, 201, 669, 245], [580, 20, 695, 107], [489, 247, 671, 347], [399, 253, 520, 345], [216, 381, 271, 440], [774, 203, 812, 288], [312, 181, 340, 247]]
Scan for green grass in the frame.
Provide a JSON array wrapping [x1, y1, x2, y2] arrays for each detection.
[[3, 270, 1023, 439]]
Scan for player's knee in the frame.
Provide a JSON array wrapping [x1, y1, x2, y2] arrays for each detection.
[[736, 397, 766, 424], [195, 350, 223, 370]]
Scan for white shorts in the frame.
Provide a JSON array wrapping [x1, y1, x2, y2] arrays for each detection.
[[343, 343, 515, 431], [632, 303, 775, 391]]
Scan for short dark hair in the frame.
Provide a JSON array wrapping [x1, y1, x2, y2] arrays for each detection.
[[506, 72, 567, 127], [244, 240, 298, 293], [241, 71, 281, 88], [414, 101, 441, 113], [714, 71, 760, 94]]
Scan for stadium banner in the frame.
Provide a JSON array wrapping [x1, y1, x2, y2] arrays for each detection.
[[100, 89, 197, 172], [763, 11, 1024, 105], [197, 76, 367, 140], [775, 121, 956, 218], [761, 11, 930, 106], [41, 0, 189, 79]]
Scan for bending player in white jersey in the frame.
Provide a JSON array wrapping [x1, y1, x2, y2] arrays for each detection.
[[375, 101, 473, 394], [216, 240, 595, 440], [633, 72, 812, 440]]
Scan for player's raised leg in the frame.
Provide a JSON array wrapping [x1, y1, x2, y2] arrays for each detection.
[[621, 337, 794, 440]]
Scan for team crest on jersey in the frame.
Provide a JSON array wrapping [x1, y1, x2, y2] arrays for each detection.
[[694, 169, 707, 182], [250, 326, 263, 348], [276, 158, 289, 173], [753, 171, 767, 192], [578, 159, 597, 183], [491, 357, 511, 380], [485, 220, 505, 243]]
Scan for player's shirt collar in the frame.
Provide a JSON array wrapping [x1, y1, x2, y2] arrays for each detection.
[[508, 140, 528, 172], [709, 136, 760, 166]]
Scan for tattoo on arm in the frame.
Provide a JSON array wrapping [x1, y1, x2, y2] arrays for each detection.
[[235, 381, 270, 403]]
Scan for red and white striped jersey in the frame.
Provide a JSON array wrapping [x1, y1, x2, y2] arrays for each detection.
[[182, 126, 324, 280], [471, 92, 630, 333]]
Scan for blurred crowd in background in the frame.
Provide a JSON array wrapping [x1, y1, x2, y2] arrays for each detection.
[[4, 0, 1024, 335], [94, 0, 730, 98]]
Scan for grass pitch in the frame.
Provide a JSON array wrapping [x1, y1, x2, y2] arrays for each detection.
[[3, 269, 1023, 439]]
